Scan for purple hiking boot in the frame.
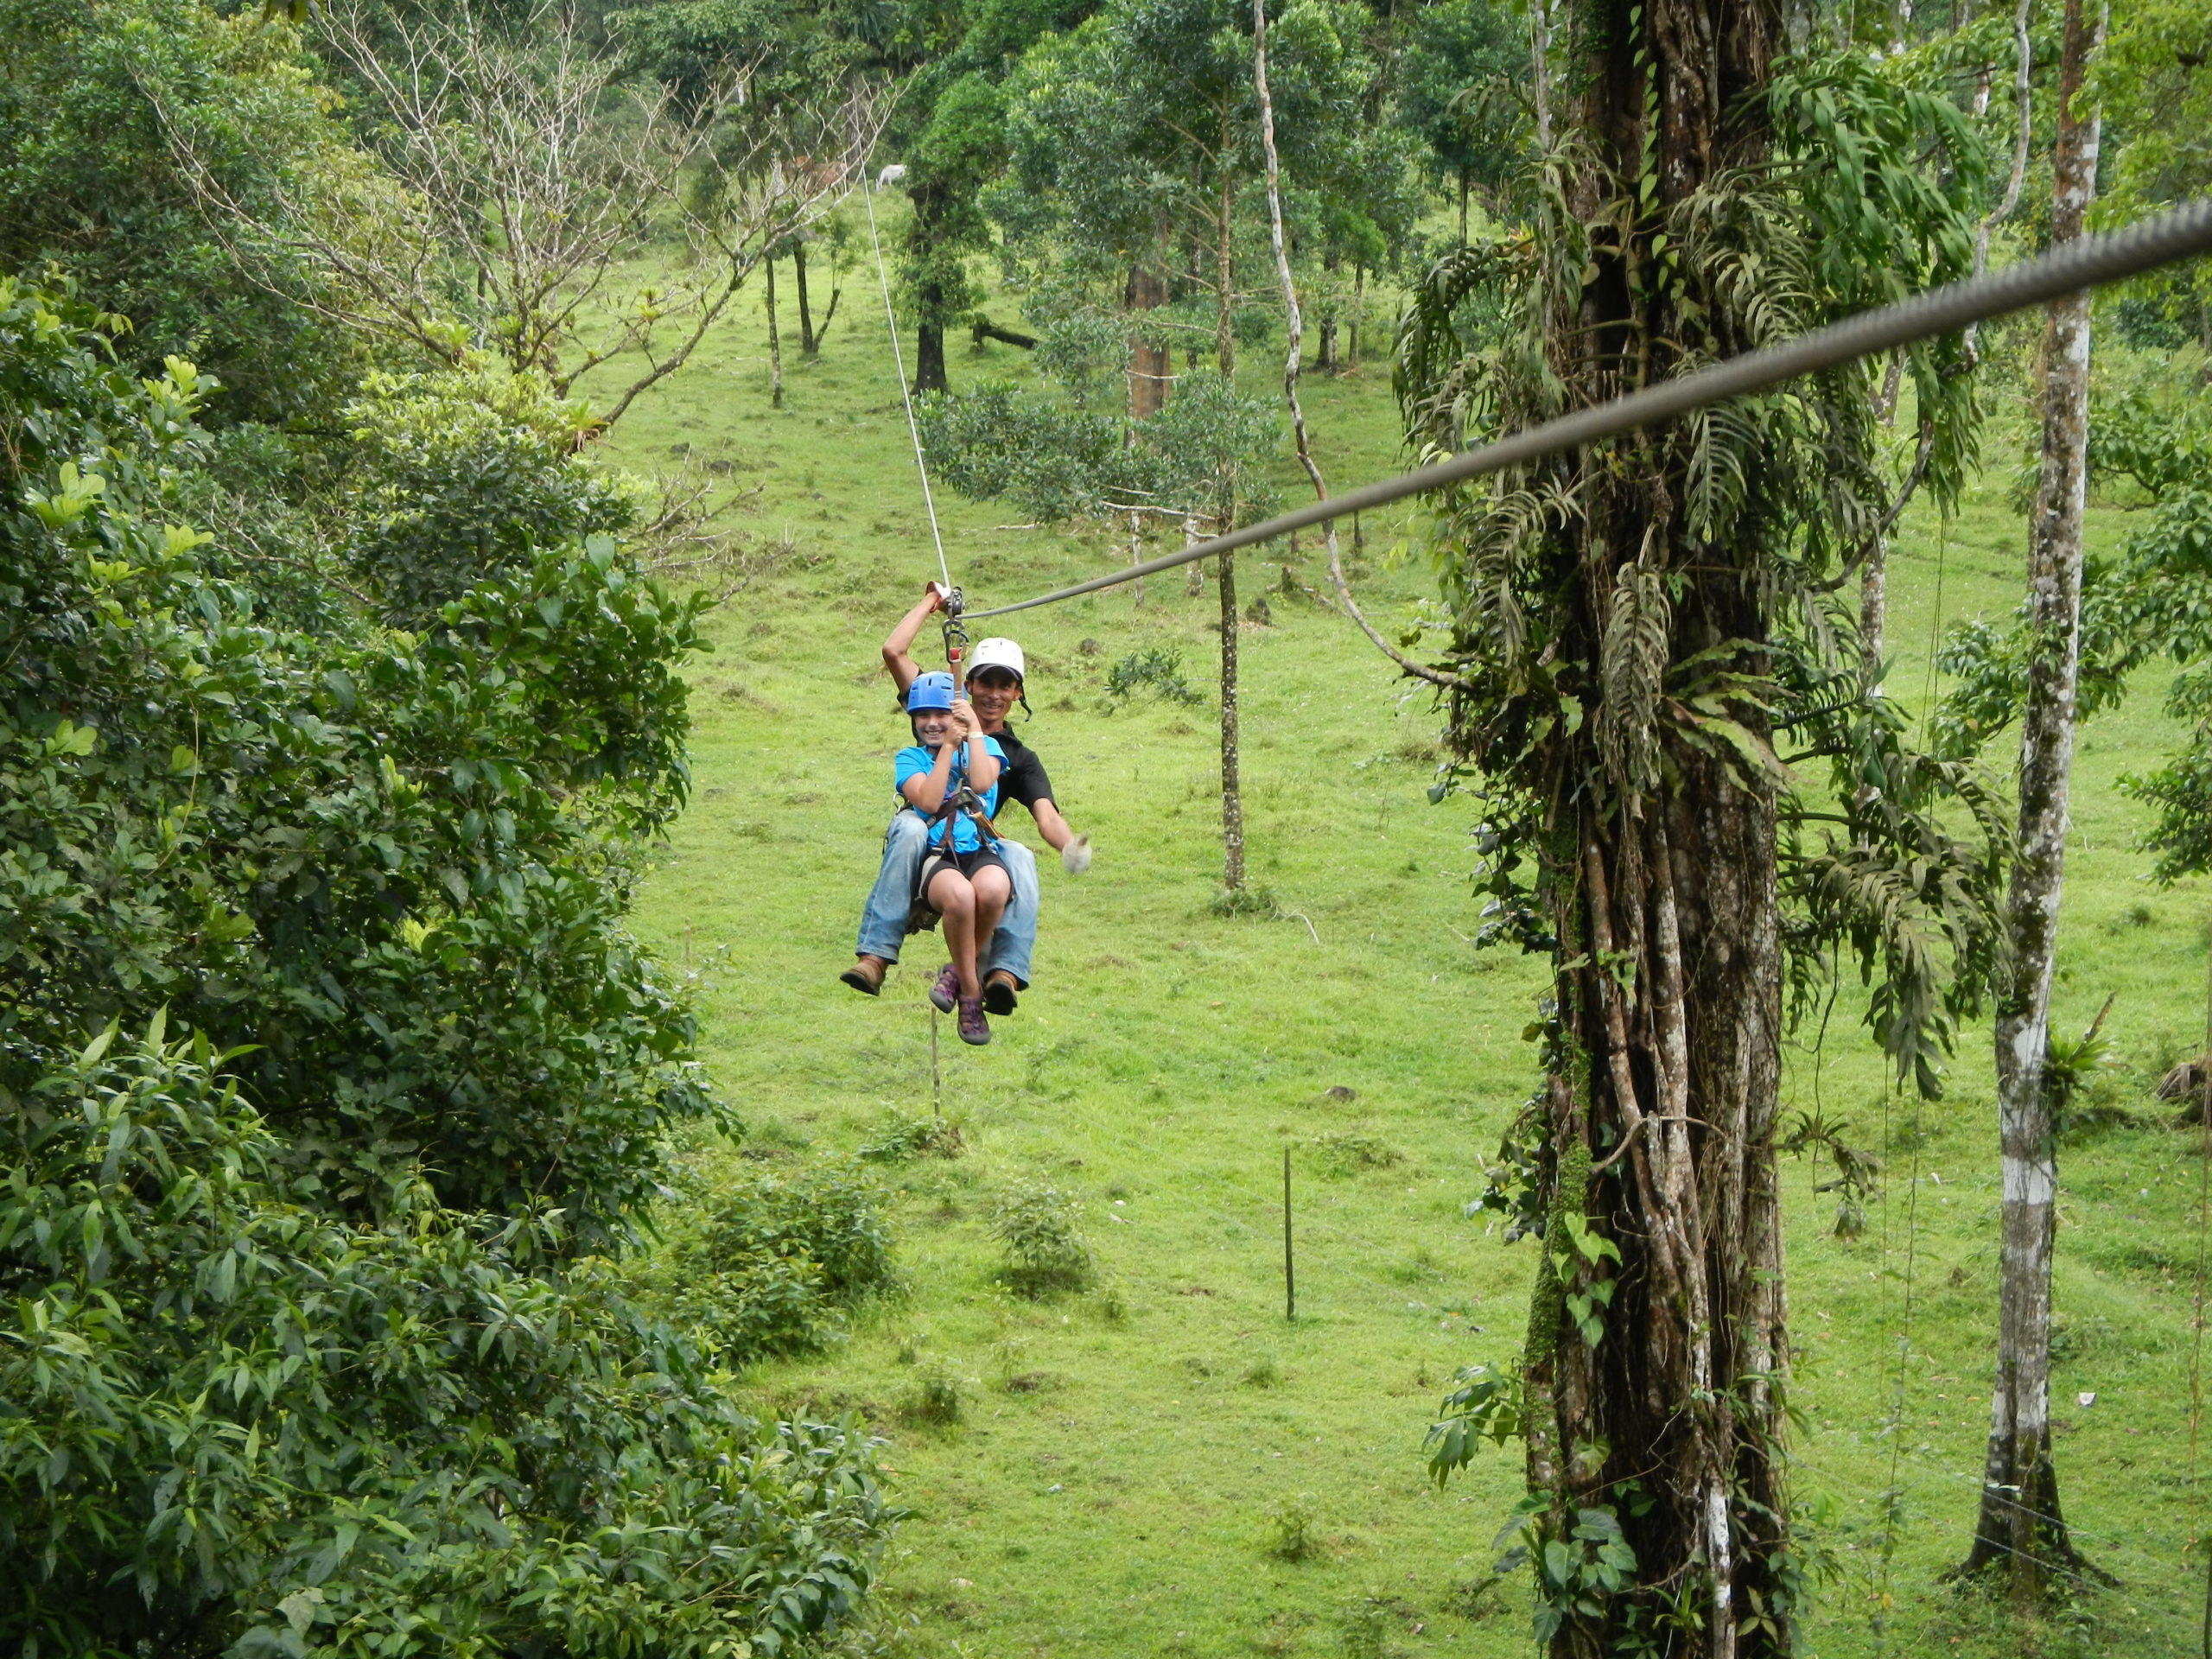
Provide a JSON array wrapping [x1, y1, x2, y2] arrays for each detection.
[[957, 995, 991, 1046], [929, 963, 959, 1014]]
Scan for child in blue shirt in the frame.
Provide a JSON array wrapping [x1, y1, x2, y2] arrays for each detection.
[[895, 672, 1009, 1045]]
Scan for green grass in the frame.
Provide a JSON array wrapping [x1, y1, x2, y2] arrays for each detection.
[[586, 226, 2212, 1657]]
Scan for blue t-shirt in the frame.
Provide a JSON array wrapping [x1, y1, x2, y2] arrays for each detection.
[[894, 737, 1005, 853]]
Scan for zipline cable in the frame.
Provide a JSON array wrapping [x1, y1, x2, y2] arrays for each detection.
[[861, 168, 953, 594], [960, 194, 2212, 621]]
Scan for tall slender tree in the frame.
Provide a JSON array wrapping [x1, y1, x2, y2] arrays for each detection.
[[1960, 0, 2107, 1601]]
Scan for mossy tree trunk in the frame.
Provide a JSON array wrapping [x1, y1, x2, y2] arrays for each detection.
[[1501, 0, 1794, 1650]]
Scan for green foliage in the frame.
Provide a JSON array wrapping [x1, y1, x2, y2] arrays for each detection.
[[1105, 645, 1206, 707], [1393, 0, 1528, 201], [0, 0, 354, 424], [341, 357, 635, 626], [921, 364, 1282, 528], [901, 73, 1012, 334], [651, 1160, 900, 1362], [0, 278, 892, 1653], [1779, 1107, 1884, 1238], [1426, 1361, 1526, 1485], [1500, 1496, 1649, 1649], [1, 284, 719, 1243], [901, 1369, 963, 1427], [0, 1015, 892, 1659], [1263, 1493, 1319, 1561], [988, 1179, 1094, 1296], [997, 0, 1396, 271], [1306, 1132, 1403, 1175], [856, 1109, 966, 1163]]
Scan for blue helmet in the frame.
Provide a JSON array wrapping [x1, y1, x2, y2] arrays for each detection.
[[906, 671, 957, 713]]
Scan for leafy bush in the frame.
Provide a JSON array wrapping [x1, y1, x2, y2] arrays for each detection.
[[0, 283, 714, 1246], [1308, 1132, 1405, 1175], [342, 358, 637, 625], [1, 1017, 891, 1658], [1105, 645, 1205, 706], [1264, 1494, 1318, 1562], [901, 1370, 963, 1427], [857, 1109, 965, 1163], [651, 1161, 899, 1361], [988, 1180, 1094, 1297], [0, 0, 354, 424], [0, 278, 893, 1655]]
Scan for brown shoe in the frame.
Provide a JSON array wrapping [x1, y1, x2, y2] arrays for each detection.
[[840, 954, 889, 996], [982, 970, 1020, 1017]]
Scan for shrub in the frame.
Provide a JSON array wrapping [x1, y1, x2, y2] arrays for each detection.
[[1105, 645, 1205, 707], [656, 1160, 899, 1361], [341, 356, 636, 625], [1265, 1495, 1318, 1561], [0, 1019, 892, 1658], [0, 278, 891, 1655], [1308, 1132, 1405, 1175], [902, 1370, 963, 1427], [988, 1180, 1095, 1296], [858, 1109, 965, 1164]]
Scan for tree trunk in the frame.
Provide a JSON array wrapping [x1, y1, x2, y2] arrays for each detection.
[[766, 255, 783, 409], [1218, 545, 1244, 891], [1348, 265, 1363, 367], [1459, 166, 1471, 245], [795, 243, 817, 355], [914, 280, 947, 396], [1215, 116, 1237, 378], [1127, 257, 1171, 419], [1961, 0, 2106, 1600], [1522, 0, 1793, 1650], [1859, 544, 1886, 682]]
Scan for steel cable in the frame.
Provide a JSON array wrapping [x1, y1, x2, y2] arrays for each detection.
[[960, 195, 2212, 621]]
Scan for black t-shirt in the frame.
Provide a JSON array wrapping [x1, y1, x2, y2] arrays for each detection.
[[985, 724, 1053, 813]]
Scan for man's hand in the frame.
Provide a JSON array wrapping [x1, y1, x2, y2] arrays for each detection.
[[1060, 834, 1092, 875], [923, 582, 950, 612]]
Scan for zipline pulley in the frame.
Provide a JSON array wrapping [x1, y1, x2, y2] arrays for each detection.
[[936, 583, 967, 685]]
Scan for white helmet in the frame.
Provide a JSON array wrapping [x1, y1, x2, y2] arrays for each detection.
[[966, 637, 1027, 683]]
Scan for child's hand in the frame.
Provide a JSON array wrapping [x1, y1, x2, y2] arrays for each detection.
[[948, 698, 978, 737]]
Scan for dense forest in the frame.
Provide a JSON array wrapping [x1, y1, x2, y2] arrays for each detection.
[[2, 0, 2210, 1654]]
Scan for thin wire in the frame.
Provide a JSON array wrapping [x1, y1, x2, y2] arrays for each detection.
[[960, 194, 2212, 620], [860, 171, 951, 591]]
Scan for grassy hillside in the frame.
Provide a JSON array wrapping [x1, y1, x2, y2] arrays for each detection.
[[587, 226, 2212, 1658]]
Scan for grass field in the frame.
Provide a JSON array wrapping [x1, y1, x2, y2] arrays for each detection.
[[587, 219, 2212, 1658]]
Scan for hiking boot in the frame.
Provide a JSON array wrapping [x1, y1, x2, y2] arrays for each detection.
[[840, 954, 889, 996], [929, 963, 960, 1014], [957, 995, 991, 1046], [982, 970, 1020, 1017]]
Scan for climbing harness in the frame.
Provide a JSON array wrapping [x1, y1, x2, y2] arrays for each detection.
[[902, 753, 1004, 936]]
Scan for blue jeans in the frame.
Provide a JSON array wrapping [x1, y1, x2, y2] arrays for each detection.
[[855, 811, 1037, 987]]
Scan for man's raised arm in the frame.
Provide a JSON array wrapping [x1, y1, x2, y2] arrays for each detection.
[[880, 582, 949, 698]]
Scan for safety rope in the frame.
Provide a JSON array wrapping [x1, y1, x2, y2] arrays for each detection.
[[957, 194, 2212, 621], [861, 167, 953, 594]]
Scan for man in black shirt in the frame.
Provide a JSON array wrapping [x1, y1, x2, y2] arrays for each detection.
[[842, 586, 1088, 1014]]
